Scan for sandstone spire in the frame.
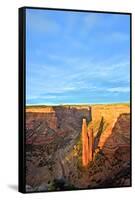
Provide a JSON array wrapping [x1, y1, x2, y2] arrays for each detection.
[[82, 118, 89, 166], [88, 124, 94, 162], [82, 119, 94, 166]]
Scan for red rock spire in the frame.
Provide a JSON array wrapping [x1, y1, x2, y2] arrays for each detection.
[[82, 119, 94, 167], [82, 118, 89, 166], [88, 123, 94, 162]]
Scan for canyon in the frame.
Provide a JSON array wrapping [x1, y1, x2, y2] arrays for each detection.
[[25, 104, 131, 192]]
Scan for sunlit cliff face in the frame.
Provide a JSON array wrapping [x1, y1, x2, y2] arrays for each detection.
[[81, 104, 130, 167], [82, 119, 94, 167]]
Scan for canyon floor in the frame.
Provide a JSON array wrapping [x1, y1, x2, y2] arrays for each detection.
[[25, 103, 131, 192]]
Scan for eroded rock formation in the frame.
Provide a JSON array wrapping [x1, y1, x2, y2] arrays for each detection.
[[82, 119, 94, 166], [26, 106, 91, 191], [82, 119, 89, 166], [25, 104, 130, 192], [26, 106, 91, 145], [88, 123, 94, 162]]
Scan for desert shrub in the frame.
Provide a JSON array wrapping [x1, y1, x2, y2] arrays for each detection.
[[48, 178, 76, 191]]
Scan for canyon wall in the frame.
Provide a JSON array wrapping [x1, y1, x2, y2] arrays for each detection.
[[67, 113, 130, 189], [26, 106, 92, 191], [25, 105, 130, 192], [26, 106, 91, 145]]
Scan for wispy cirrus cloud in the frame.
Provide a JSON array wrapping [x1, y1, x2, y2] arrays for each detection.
[[106, 87, 130, 93], [26, 9, 130, 105]]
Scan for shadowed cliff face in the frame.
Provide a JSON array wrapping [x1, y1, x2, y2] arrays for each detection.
[[97, 113, 131, 188], [26, 106, 91, 145], [103, 113, 130, 154], [25, 105, 130, 192]]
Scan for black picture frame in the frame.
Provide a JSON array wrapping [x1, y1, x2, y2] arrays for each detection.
[[19, 6, 132, 193]]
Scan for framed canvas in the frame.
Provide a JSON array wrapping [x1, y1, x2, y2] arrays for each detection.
[[19, 7, 132, 193]]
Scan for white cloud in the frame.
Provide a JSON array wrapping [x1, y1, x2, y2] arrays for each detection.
[[27, 95, 57, 101], [26, 55, 130, 101], [107, 87, 130, 93]]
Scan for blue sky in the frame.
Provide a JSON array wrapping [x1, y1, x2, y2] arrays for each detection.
[[26, 8, 130, 105]]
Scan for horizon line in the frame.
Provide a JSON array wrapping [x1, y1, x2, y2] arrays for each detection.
[[26, 101, 130, 106]]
